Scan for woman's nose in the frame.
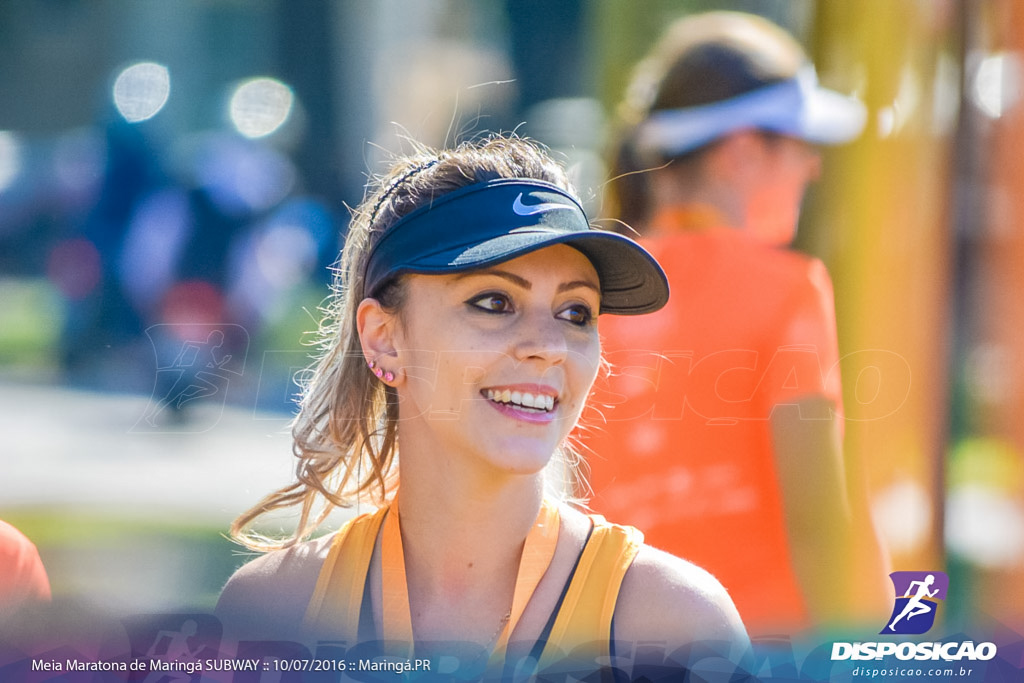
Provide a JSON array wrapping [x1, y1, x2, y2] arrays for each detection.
[[511, 310, 568, 365]]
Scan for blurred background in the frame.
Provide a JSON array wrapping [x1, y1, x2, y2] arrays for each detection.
[[1, 0, 1022, 638]]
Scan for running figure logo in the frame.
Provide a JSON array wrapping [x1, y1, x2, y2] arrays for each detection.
[[882, 571, 949, 635], [134, 323, 248, 432]]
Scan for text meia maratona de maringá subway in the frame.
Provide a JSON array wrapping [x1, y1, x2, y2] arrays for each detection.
[[31, 658, 259, 674]]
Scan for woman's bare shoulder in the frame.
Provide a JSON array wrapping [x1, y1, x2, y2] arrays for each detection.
[[615, 544, 750, 658], [216, 533, 336, 639]]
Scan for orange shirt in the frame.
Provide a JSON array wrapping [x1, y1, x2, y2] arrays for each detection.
[[0, 520, 51, 614], [584, 207, 842, 636]]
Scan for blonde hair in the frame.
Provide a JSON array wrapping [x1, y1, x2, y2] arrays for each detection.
[[231, 135, 588, 550]]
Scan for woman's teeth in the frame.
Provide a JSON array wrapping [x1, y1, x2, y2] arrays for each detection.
[[485, 389, 555, 412]]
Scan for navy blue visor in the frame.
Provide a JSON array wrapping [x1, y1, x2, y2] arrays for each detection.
[[362, 178, 669, 315]]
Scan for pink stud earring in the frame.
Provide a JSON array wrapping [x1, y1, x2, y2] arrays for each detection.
[[368, 358, 394, 383]]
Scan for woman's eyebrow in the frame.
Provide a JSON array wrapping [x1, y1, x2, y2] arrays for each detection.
[[454, 270, 600, 296], [454, 269, 530, 288], [558, 280, 601, 295]]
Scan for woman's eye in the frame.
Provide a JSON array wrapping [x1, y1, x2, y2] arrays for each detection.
[[467, 293, 513, 313], [558, 304, 594, 327]]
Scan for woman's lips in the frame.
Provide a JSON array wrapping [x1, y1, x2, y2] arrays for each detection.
[[481, 385, 559, 422]]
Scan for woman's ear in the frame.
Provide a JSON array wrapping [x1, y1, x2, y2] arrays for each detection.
[[356, 298, 402, 385]]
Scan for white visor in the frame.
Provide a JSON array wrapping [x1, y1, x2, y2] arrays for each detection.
[[636, 66, 866, 157]]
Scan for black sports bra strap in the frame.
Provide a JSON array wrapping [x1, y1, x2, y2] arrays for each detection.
[[357, 567, 375, 643], [524, 522, 595, 664]]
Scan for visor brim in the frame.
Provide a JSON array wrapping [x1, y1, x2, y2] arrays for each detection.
[[392, 228, 670, 316]]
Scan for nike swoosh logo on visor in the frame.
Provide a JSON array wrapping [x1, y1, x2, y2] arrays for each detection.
[[512, 193, 575, 216]]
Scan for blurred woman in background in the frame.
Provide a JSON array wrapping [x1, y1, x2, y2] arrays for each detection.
[[586, 11, 890, 637]]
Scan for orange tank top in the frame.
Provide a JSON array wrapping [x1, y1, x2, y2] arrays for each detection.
[[303, 502, 643, 674]]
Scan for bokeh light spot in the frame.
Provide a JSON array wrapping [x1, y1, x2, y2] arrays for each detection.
[[255, 224, 317, 288], [873, 479, 933, 555], [947, 485, 1024, 567], [228, 77, 294, 138], [972, 52, 1023, 119], [161, 280, 226, 341], [113, 62, 171, 123], [46, 238, 102, 300], [0, 130, 23, 193]]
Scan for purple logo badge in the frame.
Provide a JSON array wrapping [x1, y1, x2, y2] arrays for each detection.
[[882, 571, 949, 635]]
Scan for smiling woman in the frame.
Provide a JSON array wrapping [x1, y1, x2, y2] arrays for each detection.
[[216, 135, 749, 678], [375, 246, 603, 480]]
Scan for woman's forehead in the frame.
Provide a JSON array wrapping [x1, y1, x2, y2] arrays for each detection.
[[419, 245, 600, 288]]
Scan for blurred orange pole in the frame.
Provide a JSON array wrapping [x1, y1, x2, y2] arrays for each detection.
[[808, 1, 958, 578]]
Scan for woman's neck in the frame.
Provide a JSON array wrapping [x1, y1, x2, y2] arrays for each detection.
[[380, 470, 548, 647], [395, 474, 545, 592], [650, 167, 745, 233]]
